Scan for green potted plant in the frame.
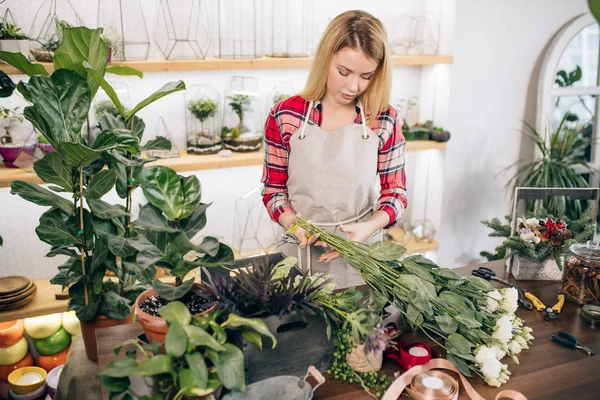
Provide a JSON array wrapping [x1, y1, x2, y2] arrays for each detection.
[[100, 303, 276, 399], [504, 112, 599, 221], [187, 97, 221, 155], [30, 20, 71, 63], [0, 106, 34, 168], [134, 164, 235, 344], [222, 94, 261, 152], [0, 22, 29, 60], [0, 26, 184, 361]]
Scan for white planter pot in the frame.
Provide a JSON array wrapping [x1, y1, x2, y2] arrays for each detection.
[[0, 40, 31, 60], [511, 255, 564, 281]]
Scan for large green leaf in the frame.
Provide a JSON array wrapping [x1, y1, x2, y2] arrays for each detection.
[[142, 137, 172, 151], [590, 0, 600, 25], [141, 166, 184, 221], [25, 70, 90, 146], [210, 343, 245, 392], [181, 203, 210, 238], [395, 274, 437, 300], [106, 65, 143, 78], [82, 169, 117, 199], [368, 241, 407, 261], [35, 208, 80, 247], [100, 357, 138, 378], [108, 236, 137, 257], [82, 61, 126, 118], [56, 142, 105, 167], [53, 27, 108, 98], [185, 353, 208, 390], [196, 244, 235, 267], [153, 278, 194, 301], [134, 355, 172, 376], [455, 315, 482, 329], [0, 51, 48, 76], [402, 259, 436, 284], [446, 333, 475, 355], [180, 175, 201, 219], [410, 290, 433, 316], [33, 152, 73, 191], [434, 314, 459, 334], [158, 300, 192, 326], [88, 199, 129, 219], [137, 203, 178, 232], [185, 325, 225, 352], [165, 321, 188, 357], [98, 291, 131, 320], [125, 81, 186, 121], [10, 181, 74, 215], [405, 303, 424, 329], [221, 314, 277, 349]]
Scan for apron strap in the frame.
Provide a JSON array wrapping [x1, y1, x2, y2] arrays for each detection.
[[357, 100, 370, 139], [298, 100, 313, 139]]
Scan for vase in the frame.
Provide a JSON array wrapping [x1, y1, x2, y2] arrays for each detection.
[[511, 255, 563, 281]]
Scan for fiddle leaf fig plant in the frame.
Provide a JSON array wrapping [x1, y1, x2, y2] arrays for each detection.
[[0, 26, 185, 322], [136, 165, 235, 301]]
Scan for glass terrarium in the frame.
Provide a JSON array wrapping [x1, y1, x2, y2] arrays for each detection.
[[389, 13, 440, 55], [263, 0, 314, 58], [28, 0, 86, 62], [154, 0, 211, 60], [0, 9, 31, 61], [97, 0, 150, 61], [266, 81, 295, 111], [186, 85, 222, 155], [216, 0, 260, 59], [91, 82, 131, 124], [0, 107, 36, 169], [146, 117, 180, 159], [222, 76, 262, 152]]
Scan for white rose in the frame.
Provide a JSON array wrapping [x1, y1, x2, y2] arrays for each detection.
[[508, 339, 522, 355], [483, 289, 502, 312], [480, 358, 502, 383], [499, 288, 519, 313], [475, 346, 496, 364], [493, 344, 506, 360], [493, 315, 514, 343]]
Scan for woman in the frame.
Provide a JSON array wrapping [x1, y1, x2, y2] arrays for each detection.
[[261, 10, 408, 288]]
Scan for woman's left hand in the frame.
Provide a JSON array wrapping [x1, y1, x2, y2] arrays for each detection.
[[318, 222, 377, 262]]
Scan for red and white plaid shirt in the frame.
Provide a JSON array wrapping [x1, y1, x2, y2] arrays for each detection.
[[261, 95, 408, 228]]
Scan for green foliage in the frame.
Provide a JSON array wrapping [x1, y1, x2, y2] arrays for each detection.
[[1, 26, 185, 322], [188, 98, 218, 122], [94, 99, 126, 120], [505, 111, 599, 220], [100, 307, 275, 399], [0, 71, 16, 98], [227, 94, 252, 129], [272, 93, 289, 103], [0, 23, 28, 40]]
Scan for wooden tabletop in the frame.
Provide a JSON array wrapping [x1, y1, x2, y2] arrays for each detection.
[[93, 260, 600, 400]]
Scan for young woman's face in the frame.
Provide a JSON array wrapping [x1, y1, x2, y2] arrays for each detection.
[[326, 47, 378, 105]]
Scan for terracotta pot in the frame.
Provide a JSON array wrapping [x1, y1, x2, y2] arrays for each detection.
[[135, 283, 216, 345], [80, 313, 135, 362], [0, 320, 24, 348], [0, 353, 33, 382]]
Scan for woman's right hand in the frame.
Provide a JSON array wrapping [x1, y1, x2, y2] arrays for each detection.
[[279, 211, 324, 249]]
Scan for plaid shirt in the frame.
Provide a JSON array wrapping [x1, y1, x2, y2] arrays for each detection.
[[261, 95, 408, 228]]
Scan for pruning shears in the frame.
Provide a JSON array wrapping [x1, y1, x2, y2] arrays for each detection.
[[525, 293, 565, 321], [551, 331, 594, 356], [471, 267, 533, 311]]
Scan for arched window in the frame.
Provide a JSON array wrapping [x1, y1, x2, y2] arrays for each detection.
[[537, 14, 600, 189]]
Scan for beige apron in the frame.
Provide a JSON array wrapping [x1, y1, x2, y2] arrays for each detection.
[[281, 100, 383, 288]]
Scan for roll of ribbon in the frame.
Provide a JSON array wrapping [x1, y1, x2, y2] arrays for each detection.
[[386, 342, 432, 370], [382, 358, 528, 400]]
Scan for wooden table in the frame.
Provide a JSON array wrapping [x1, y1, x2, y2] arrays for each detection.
[[64, 260, 600, 400]]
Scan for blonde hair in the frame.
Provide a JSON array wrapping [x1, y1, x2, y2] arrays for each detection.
[[299, 10, 392, 125]]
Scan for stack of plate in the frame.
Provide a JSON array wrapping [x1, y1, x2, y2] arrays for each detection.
[[0, 277, 37, 311]]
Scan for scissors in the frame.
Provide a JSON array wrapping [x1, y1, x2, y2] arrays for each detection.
[[471, 267, 533, 311], [551, 331, 594, 356]]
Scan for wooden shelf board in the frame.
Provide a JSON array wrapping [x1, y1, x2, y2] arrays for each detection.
[[0, 55, 453, 75], [0, 279, 68, 322], [0, 141, 445, 188]]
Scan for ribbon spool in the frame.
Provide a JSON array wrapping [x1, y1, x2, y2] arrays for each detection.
[[581, 304, 600, 326], [386, 342, 432, 370], [407, 370, 459, 400]]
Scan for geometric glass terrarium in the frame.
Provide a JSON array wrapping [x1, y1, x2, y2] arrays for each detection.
[[186, 85, 222, 155], [0, 107, 36, 169], [222, 76, 262, 152], [266, 81, 295, 111], [263, 0, 314, 58], [216, 0, 260, 59], [91, 82, 131, 125], [146, 117, 180, 159], [389, 13, 440, 55], [97, 0, 150, 61], [28, 0, 86, 62], [154, 0, 211, 60]]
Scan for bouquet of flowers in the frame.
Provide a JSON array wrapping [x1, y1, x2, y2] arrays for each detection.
[[290, 219, 535, 387], [482, 213, 595, 268]]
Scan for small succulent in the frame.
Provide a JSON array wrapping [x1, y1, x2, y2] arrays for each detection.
[[0, 23, 28, 40]]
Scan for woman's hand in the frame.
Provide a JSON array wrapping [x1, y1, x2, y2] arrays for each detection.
[[318, 211, 391, 262], [279, 211, 323, 249]]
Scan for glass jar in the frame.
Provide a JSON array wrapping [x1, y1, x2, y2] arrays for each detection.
[[186, 85, 222, 155], [561, 241, 600, 305], [222, 76, 262, 152]]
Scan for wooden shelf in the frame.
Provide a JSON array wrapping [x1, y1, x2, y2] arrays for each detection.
[[0, 142, 445, 188], [0, 279, 67, 322], [0, 55, 453, 75]]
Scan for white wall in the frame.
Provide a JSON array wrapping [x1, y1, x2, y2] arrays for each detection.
[[439, 0, 591, 267]]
